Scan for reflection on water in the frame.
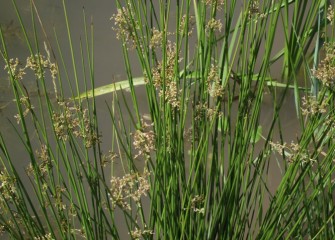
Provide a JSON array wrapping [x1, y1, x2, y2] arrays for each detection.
[[0, 20, 23, 44]]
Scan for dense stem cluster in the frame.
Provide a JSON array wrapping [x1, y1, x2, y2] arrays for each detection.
[[0, 0, 335, 239]]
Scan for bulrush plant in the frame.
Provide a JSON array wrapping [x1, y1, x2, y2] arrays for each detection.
[[0, 0, 335, 239]]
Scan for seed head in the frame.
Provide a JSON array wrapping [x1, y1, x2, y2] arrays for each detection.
[[111, 5, 139, 49], [327, 5, 334, 24], [203, 0, 225, 10], [313, 42, 335, 88], [150, 28, 163, 49], [132, 119, 155, 159], [109, 169, 150, 210], [301, 96, 328, 116], [206, 18, 222, 33]]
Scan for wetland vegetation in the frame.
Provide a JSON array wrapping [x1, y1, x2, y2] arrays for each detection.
[[0, 0, 335, 239]]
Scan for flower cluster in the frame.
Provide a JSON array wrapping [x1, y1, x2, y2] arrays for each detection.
[[35, 144, 52, 176], [109, 168, 150, 210], [301, 96, 328, 116], [248, 0, 260, 17], [26, 53, 57, 79], [206, 18, 222, 33], [149, 28, 163, 49], [0, 171, 17, 203], [111, 4, 138, 49], [327, 5, 334, 24], [132, 119, 155, 159], [34, 233, 54, 240], [179, 15, 195, 36], [152, 42, 181, 109], [53, 185, 67, 211], [4, 52, 58, 82], [190, 195, 205, 214], [52, 101, 79, 141], [0, 225, 4, 235], [44, 42, 58, 97], [203, 0, 225, 11], [129, 226, 154, 240], [4, 52, 58, 125], [70, 228, 86, 239], [195, 103, 222, 121], [4, 58, 25, 81], [14, 96, 35, 124], [313, 42, 335, 88], [52, 101, 100, 148], [207, 65, 224, 98], [270, 141, 316, 165], [101, 151, 118, 167]]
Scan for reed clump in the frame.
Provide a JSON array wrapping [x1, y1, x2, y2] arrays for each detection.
[[0, 0, 335, 239]]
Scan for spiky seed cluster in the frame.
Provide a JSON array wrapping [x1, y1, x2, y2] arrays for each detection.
[[111, 5, 138, 49], [80, 109, 101, 148], [206, 18, 222, 33], [249, 0, 260, 17], [132, 119, 155, 159], [13, 96, 35, 124], [203, 0, 225, 10], [4, 53, 58, 81], [4, 58, 25, 81], [35, 144, 52, 176], [195, 103, 222, 121], [53, 185, 66, 211], [0, 171, 17, 203], [3, 220, 14, 232], [129, 226, 154, 240], [190, 195, 205, 214], [60, 218, 70, 233], [70, 228, 86, 238], [207, 65, 224, 98], [69, 203, 77, 217], [313, 42, 335, 87], [152, 44, 175, 87], [5, 53, 58, 124], [179, 15, 195, 36], [101, 151, 118, 167], [34, 233, 54, 240], [44, 42, 59, 97], [109, 169, 150, 210], [270, 141, 316, 165], [165, 80, 180, 109], [26, 54, 57, 79], [152, 42, 181, 109], [52, 102, 100, 147], [52, 101, 79, 141], [301, 96, 328, 116], [150, 28, 163, 49], [327, 5, 334, 24]]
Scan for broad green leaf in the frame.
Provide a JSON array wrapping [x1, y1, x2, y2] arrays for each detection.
[[76, 70, 199, 100], [76, 77, 146, 100]]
